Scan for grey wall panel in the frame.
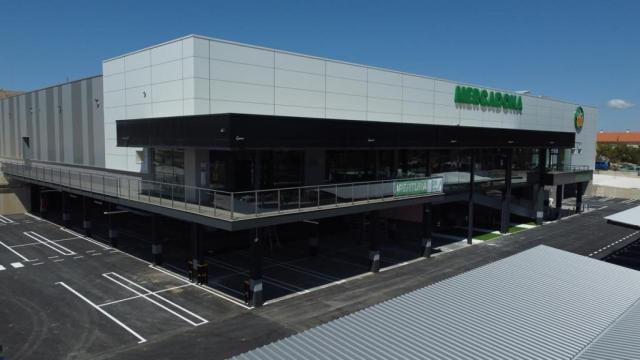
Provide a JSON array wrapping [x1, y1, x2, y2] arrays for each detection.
[[9, 97, 16, 157], [92, 77, 105, 167], [46, 88, 56, 161], [71, 82, 83, 164], [30, 92, 38, 160], [62, 84, 73, 164], [38, 91, 48, 160], [53, 88, 60, 161], [0, 100, 6, 156], [25, 94, 33, 160], [57, 87, 64, 162]]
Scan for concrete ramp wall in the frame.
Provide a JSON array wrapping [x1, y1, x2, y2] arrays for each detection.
[[0, 174, 30, 215]]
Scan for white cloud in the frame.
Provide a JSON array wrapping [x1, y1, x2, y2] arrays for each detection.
[[607, 99, 635, 109]]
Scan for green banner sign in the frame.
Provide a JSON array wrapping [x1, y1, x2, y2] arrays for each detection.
[[394, 178, 443, 196], [455, 86, 523, 111]]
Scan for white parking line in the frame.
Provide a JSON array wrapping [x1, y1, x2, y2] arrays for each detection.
[[23, 212, 42, 221], [56, 281, 147, 344], [11, 262, 24, 268], [102, 272, 208, 326], [98, 284, 193, 307], [58, 227, 111, 250], [23, 231, 76, 256], [0, 240, 32, 262], [148, 265, 252, 310], [0, 265, 5, 270], [0, 215, 15, 224]]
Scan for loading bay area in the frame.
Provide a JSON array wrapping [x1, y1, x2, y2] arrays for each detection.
[[1, 196, 640, 359]]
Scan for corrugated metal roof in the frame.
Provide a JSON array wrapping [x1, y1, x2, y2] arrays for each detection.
[[605, 205, 640, 228], [234, 246, 640, 360]]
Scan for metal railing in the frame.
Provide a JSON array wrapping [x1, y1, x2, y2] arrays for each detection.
[[1, 162, 444, 220], [546, 164, 591, 172]]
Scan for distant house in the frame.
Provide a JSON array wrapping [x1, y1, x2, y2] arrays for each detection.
[[598, 131, 640, 148], [0, 89, 21, 100]]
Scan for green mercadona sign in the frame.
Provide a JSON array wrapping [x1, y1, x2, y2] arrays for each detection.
[[394, 178, 444, 196], [454, 86, 523, 111]]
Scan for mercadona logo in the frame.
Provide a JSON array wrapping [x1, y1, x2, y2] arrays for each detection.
[[574, 106, 584, 132]]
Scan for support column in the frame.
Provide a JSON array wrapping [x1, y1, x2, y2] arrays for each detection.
[[82, 197, 92, 236], [576, 182, 584, 214], [190, 223, 203, 280], [369, 212, 381, 273], [307, 220, 320, 256], [151, 215, 162, 265], [467, 153, 475, 244], [556, 185, 564, 219], [249, 229, 264, 307], [534, 148, 547, 225], [61, 192, 71, 227], [422, 204, 433, 258], [107, 204, 118, 248], [39, 188, 47, 217], [500, 150, 513, 234]]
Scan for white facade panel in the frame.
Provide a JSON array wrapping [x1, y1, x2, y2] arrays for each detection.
[[103, 57, 125, 76], [275, 69, 324, 92], [125, 86, 151, 106], [367, 68, 402, 86], [103, 73, 125, 92], [275, 88, 324, 108], [367, 97, 401, 114], [275, 105, 325, 119], [368, 111, 401, 123], [126, 103, 153, 119], [325, 108, 367, 121], [153, 100, 183, 117], [326, 93, 366, 112], [211, 100, 274, 115], [368, 82, 402, 100], [211, 80, 273, 104], [403, 87, 433, 103], [151, 80, 183, 103], [124, 67, 151, 89], [326, 77, 367, 96], [183, 78, 209, 100], [124, 50, 151, 71], [211, 40, 274, 67], [275, 52, 324, 74], [211, 60, 274, 86], [151, 60, 182, 83], [326, 61, 367, 81], [104, 90, 125, 108], [150, 41, 182, 65]]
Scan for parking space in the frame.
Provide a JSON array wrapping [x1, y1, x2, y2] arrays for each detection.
[[0, 213, 248, 360], [203, 220, 428, 303]]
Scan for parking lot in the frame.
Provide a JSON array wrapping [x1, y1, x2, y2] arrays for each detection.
[[0, 213, 247, 359]]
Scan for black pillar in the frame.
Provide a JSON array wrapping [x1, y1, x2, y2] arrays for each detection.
[[534, 148, 547, 225], [556, 185, 564, 219], [500, 150, 513, 234], [39, 187, 47, 216], [82, 197, 91, 236], [467, 153, 475, 245], [369, 212, 381, 272], [307, 221, 320, 256], [422, 204, 433, 258], [249, 229, 264, 307], [576, 182, 584, 214], [151, 215, 162, 265], [107, 204, 118, 248], [61, 192, 71, 227]]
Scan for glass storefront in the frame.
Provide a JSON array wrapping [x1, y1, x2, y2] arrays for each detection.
[[153, 149, 185, 184]]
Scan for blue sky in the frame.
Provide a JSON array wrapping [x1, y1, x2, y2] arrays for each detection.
[[1, 0, 637, 130]]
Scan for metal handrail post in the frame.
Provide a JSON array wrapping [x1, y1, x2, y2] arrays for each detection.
[[317, 186, 320, 208], [352, 183, 355, 204], [230, 193, 235, 219], [298, 188, 301, 211], [278, 190, 281, 213], [255, 190, 259, 216], [335, 184, 338, 207], [171, 185, 174, 208]]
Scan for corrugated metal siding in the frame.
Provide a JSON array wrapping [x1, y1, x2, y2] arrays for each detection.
[[0, 76, 105, 167], [605, 205, 640, 228], [235, 246, 640, 360]]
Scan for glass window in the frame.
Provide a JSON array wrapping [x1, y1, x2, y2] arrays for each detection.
[[153, 149, 184, 184]]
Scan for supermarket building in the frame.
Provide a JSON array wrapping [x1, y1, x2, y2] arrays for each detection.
[[0, 35, 597, 306]]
